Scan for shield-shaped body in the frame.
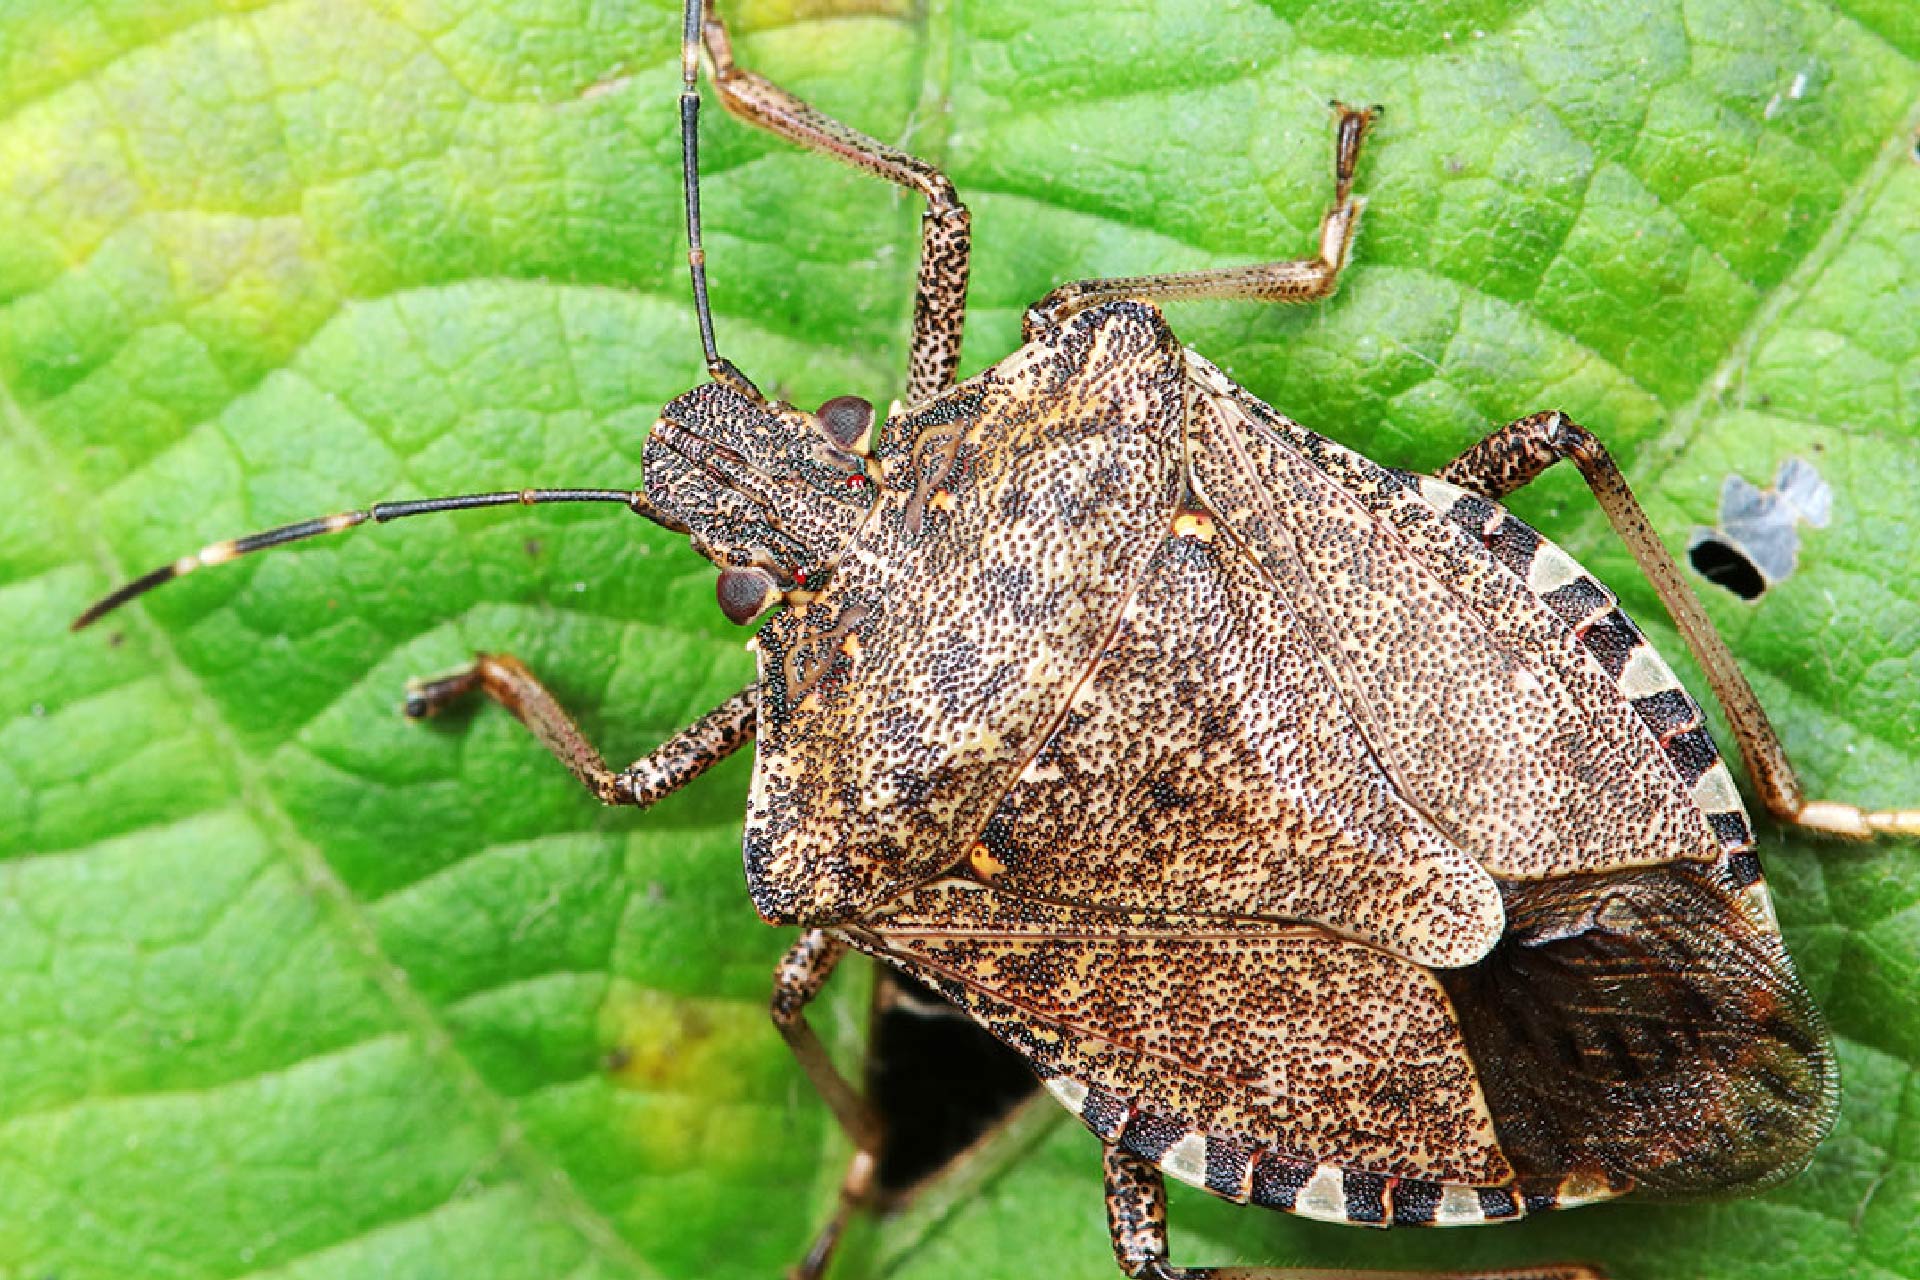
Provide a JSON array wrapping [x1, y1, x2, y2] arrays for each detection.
[[744, 301, 1835, 1227]]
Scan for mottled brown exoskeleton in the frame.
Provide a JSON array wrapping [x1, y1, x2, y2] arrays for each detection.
[[73, 3, 1920, 1279]]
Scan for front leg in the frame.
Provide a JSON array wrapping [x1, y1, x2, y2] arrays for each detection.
[[700, 3, 971, 402], [404, 652, 756, 808], [1439, 411, 1917, 840]]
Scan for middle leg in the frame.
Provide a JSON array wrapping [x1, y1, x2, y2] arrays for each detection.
[[1023, 104, 1377, 340], [772, 929, 883, 1154], [774, 929, 885, 1279], [1438, 410, 1918, 839]]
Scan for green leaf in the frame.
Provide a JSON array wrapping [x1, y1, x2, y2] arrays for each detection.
[[1, 0, 1915, 1278]]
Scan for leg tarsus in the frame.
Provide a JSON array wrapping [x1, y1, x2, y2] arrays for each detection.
[[1439, 412, 1917, 841], [403, 665, 483, 718], [1024, 102, 1378, 340], [1331, 99, 1380, 204], [790, 1148, 877, 1280], [403, 653, 756, 810]]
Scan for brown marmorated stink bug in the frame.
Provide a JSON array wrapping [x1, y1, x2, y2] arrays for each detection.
[[71, 3, 1920, 1278]]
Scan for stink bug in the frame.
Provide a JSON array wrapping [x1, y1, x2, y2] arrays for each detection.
[[54, 2, 1919, 1279]]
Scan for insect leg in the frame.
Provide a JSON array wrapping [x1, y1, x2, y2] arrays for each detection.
[[1102, 1147, 1604, 1280], [790, 1145, 877, 1280], [700, 2, 972, 402], [1439, 411, 1918, 840], [773, 929, 884, 1154], [405, 655, 757, 808], [1023, 104, 1377, 340]]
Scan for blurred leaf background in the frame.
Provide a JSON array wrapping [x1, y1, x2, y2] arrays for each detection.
[[1, 0, 1916, 1276]]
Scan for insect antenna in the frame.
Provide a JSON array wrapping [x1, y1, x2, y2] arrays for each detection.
[[679, 0, 760, 401], [71, 488, 689, 632]]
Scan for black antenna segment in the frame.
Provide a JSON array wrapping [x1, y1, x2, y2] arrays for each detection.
[[72, 488, 688, 631]]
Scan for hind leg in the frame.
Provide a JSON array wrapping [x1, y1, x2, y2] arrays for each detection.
[[1439, 411, 1916, 839]]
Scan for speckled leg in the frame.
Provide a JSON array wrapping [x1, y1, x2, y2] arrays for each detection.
[[1104, 1147, 1603, 1280], [1024, 104, 1376, 340], [1440, 411, 1919, 841], [701, 2, 970, 402], [772, 930, 884, 1280], [404, 653, 756, 807], [773, 929, 883, 1153]]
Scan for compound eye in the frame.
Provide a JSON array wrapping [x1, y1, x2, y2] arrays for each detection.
[[716, 566, 781, 626], [817, 395, 874, 450]]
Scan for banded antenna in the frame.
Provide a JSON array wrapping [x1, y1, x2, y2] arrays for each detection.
[[71, 1, 771, 637], [74, 0, 750, 632], [71, 489, 688, 631]]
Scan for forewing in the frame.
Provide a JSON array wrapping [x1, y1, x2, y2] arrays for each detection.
[[744, 304, 1186, 924], [980, 523, 1505, 969], [854, 879, 1517, 1204], [1443, 860, 1836, 1200], [856, 859, 1831, 1223], [1185, 354, 1739, 880]]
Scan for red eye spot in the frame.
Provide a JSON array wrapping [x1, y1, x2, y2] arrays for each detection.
[[845, 474, 869, 489], [795, 571, 809, 586]]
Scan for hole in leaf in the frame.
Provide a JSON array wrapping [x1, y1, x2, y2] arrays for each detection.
[[1688, 535, 1767, 601]]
